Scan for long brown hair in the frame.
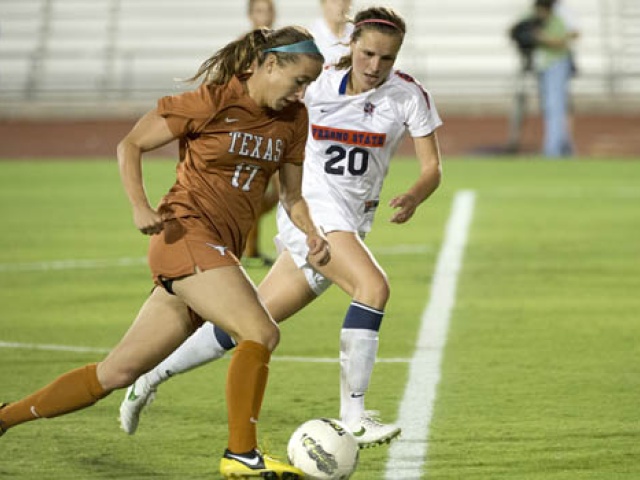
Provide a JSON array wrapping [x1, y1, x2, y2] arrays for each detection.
[[186, 26, 322, 85], [334, 6, 406, 70]]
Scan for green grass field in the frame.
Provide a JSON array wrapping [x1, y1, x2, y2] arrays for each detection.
[[0, 157, 639, 479]]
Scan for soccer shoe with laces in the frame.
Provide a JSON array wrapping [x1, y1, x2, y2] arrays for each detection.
[[350, 410, 401, 449], [220, 448, 304, 479], [118, 375, 156, 435]]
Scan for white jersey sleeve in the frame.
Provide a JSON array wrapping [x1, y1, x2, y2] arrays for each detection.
[[391, 71, 442, 138]]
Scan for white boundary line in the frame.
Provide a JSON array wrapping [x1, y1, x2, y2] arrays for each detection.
[[0, 341, 409, 364], [0, 257, 147, 272], [0, 245, 430, 273], [385, 190, 476, 480]]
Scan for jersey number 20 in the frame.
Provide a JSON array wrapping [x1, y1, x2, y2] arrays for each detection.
[[324, 145, 369, 176]]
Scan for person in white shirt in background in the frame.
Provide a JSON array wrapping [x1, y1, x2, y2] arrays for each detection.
[[552, 0, 580, 152], [248, 0, 276, 30], [553, 0, 579, 35], [309, 0, 354, 65]]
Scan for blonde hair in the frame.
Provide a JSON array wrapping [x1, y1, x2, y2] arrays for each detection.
[[187, 26, 321, 85], [334, 6, 406, 70]]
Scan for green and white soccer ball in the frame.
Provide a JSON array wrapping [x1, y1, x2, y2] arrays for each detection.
[[287, 418, 359, 480]]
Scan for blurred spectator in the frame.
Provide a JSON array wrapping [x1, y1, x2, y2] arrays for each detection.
[[532, 0, 577, 157], [309, 0, 353, 65], [554, 0, 580, 36], [247, 0, 276, 29], [533, 0, 576, 157], [553, 0, 580, 145]]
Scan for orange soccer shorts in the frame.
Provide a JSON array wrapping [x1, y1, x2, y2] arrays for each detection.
[[148, 216, 241, 287]]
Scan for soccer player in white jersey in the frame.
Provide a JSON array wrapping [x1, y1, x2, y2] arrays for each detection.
[[119, 6, 443, 449]]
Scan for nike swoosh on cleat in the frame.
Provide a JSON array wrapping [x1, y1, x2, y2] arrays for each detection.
[[226, 453, 262, 467], [352, 427, 366, 437], [127, 385, 140, 401]]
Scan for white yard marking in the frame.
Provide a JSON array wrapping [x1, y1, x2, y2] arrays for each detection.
[[385, 190, 476, 480], [0, 341, 409, 364], [0, 257, 147, 272], [0, 245, 430, 273]]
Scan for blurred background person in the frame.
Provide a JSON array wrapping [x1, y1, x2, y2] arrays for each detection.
[[244, 0, 280, 266], [532, 0, 577, 157], [552, 0, 580, 151], [309, 0, 353, 66], [247, 0, 275, 30]]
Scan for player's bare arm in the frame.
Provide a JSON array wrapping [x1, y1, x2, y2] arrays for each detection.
[[117, 109, 178, 235], [279, 162, 331, 265], [389, 132, 442, 224]]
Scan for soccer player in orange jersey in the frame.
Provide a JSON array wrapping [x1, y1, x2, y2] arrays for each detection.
[[0, 26, 329, 479]]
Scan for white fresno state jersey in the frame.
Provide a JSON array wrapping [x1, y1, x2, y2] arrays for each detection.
[[298, 67, 442, 234]]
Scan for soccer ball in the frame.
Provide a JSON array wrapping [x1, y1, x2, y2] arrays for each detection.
[[287, 418, 359, 480]]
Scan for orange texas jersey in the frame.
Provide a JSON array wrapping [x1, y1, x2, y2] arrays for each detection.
[[156, 76, 308, 256]]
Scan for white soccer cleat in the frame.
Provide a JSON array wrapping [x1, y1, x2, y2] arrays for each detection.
[[118, 375, 156, 435], [349, 411, 401, 449]]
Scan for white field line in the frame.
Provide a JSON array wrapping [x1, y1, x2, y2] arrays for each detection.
[[0, 257, 147, 272], [0, 341, 409, 364], [385, 190, 476, 480], [0, 245, 430, 273]]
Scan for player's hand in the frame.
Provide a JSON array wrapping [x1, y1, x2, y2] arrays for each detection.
[[389, 193, 418, 224], [306, 227, 331, 266], [132, 205, 164, 235]]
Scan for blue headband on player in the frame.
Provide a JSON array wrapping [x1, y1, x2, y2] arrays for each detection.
[[263, 40, 322, 55]]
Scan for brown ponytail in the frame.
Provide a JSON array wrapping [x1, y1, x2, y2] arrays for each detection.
[[187, 25, 322, 85]]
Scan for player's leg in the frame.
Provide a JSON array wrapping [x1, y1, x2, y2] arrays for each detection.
[[259, 249, 320, 321], [540, 58, 572, 158], [0, 287, 196, 433], [119, 249, 318, 435], [312, 231, 401, 448], [119, 294, 225, 433], [119, 321, 232, 434], [169, 266, 302, 478]]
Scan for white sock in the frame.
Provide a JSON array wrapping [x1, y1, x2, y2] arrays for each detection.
[[339, 328, 379, 430], [145, 322, 231, 388]]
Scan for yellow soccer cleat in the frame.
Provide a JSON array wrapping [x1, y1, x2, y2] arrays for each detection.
[[220, 448, 304, 479]]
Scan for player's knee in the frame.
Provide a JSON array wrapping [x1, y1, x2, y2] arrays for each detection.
[[234, 319, 280, 352], [356, 272, 390, 309], [264, 322, 280, 351], [98, 363, 144, 391]]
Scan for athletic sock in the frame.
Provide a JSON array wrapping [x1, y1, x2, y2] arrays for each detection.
[[146, 323, 235, 388], [226, 340, 270, 454], [339, 301, 383, 429], [0, 363, 108, 430]]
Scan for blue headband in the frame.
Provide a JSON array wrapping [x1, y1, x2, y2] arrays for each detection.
[[264, 39, 322, 55]]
